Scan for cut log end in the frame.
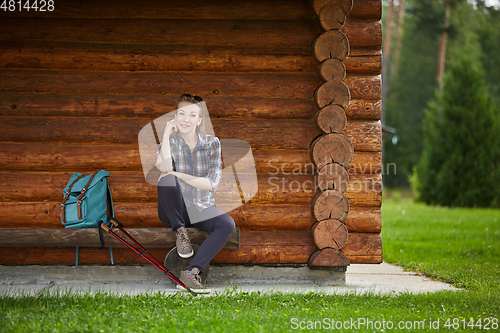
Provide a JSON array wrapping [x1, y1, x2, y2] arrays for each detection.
[[311, 0, 354, 16], [313, 81, 350, 110], [312, 30, 349, 63], [317, 162, 349, 192], [308, 248, 350, 267], [310, 133, 354, 168], [317, 58, 346, 83], [313, 104, 347, 134], [311, 189, 350, 222], [319, 4, 346, 31], [311, 219, 348, 249]]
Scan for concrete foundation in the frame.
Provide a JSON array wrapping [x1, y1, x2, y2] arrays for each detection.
[[206, 264, 346, 287], [0, 264, 346, 286], [0, 263, 459, 296]]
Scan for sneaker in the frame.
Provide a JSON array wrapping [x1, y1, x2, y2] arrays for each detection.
[[175, 227, 193, 258], [177, 267, 211, 293]]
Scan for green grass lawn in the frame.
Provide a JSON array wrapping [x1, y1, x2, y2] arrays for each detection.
[[1, 198, 499, 332], [382, 198, 500, 291]]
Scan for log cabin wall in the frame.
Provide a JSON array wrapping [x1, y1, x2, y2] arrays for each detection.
[[0, 0, 382, 266]]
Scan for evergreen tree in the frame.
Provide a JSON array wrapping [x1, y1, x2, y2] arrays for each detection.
[[417, 55, 499, 207], [476, 5, 500, 107]]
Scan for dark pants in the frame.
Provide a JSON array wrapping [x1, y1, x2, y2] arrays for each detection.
[[157, 175, 235, 273]]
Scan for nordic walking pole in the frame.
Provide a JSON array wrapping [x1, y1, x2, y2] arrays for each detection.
[[100, 222, 197, 296]]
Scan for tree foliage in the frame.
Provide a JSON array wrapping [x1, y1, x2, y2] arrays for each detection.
[[476, 5, 500, 106], [417, 55, 499, 207], [383, 0, 500, 200]]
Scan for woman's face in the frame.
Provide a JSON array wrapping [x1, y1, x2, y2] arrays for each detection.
[[175, 101, 202, 135]]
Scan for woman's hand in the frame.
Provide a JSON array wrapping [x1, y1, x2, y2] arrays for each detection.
[[164, 119, 178, 137], [158, 171, 177, 182]]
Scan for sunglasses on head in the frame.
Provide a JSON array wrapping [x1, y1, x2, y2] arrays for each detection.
[[181, 94, 203, 102]]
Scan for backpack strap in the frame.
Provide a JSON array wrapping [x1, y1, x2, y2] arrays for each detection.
[[60, 174, 86, 225], [76, 172, 97, 220]]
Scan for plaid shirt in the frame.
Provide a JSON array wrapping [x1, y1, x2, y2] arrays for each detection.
[[158, 132, 222, 212]]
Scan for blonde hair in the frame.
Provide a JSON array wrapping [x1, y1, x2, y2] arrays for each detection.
[[176, 94, 205, 134]]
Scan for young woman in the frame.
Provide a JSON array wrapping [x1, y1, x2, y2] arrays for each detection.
[[155, 94, 235, 293]]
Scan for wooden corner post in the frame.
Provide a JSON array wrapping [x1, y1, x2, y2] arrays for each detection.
[[308, 0, 354, 268]]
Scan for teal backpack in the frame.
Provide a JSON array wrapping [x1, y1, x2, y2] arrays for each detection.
[[60, 170, 115, 265], [60, 170, 114, 229]]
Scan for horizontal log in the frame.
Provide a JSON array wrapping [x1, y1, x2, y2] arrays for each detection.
[[348, 255, 382, 264], [0, 18, 319, 48], [344, 206, 381, 233], [0, 202, 381, 232], [0, 70, 320, 99], [346, 99, 381, 120], [1, 93, 378, 120], [3, 117, 305, 146], [349, 48, 381, 57], [237, 230, 380, 260], [0, 171, 382, 206], [338, 170, 380, 193], [342, 120, 382, 152], [0, 0, 315, 20], [0, 246, 313, 265], [0, 143, 381, 174], [0, 70, 378, 103], [0, 41, 379, 75], [0, 228, 239, 249], [0, 229, 308, 248], [1, 16, 380, 48], [349, 0, 381, 20], [343, 75, 381, 100], [0, 93, 317, 119], [0, 143, 321, 173], [0, 0, 380, 22], [0, 231, 380, 264], [0, 41, 315, 74], [340, 19, 382, 49], [0, 142, 142, 171], [344, 55, 382, 75], [0, 117, 381, 151], [0, 0, 382, 20], [213, 245, 313, 264], [343, 232, 381, 257], [0, 201, 318, 230], [344, 173, 382, 207], [346, 151, 382, 174], [0, 246, 382, 264]]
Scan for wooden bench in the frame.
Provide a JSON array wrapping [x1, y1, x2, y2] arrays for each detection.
[[0, 227, 240, 249], [0, 227, 239, 283]]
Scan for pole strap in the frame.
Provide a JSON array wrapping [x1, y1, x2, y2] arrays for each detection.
[[75, 246, 79, 267], [110, 247, 114, 265]]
